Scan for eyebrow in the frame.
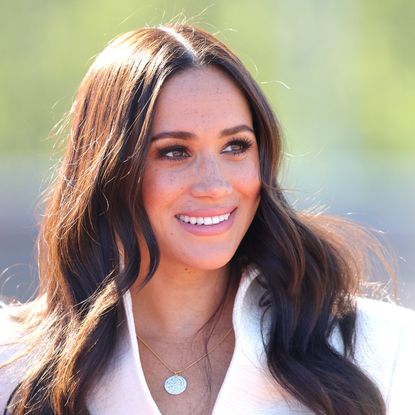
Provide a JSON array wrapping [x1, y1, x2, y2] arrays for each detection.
[[150, 124, 255, 142]]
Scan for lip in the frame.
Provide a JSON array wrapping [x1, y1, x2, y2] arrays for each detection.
[[175, 208, 237, 236]]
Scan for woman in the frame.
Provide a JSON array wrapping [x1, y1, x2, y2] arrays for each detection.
[[0, 24, 414, 415]]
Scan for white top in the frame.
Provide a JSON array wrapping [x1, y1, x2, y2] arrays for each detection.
[[1, 266, 415, 414]]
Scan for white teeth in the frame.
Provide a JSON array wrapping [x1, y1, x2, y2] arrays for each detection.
[[204, 217, 212, 225], [178, 213, 232, 225]]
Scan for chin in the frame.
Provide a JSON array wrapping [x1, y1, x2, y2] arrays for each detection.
[[179, 252, 235, 271]]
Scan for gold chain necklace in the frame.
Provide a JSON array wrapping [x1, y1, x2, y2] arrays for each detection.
[[136, 327, 234, 395]]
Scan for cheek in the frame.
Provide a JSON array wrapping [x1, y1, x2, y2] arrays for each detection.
[[142, 167, 186, 213], [232, 160, 261, 201]]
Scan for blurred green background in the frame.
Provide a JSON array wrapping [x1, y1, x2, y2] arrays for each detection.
[[0, 0, 414, 307]]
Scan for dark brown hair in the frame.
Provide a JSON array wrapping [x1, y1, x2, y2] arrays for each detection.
[[1, 24, 390, 414]]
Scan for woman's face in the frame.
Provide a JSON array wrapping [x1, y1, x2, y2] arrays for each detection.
[[142, 66, 261, 271]]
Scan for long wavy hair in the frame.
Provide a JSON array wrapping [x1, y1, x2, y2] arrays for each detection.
[[1, 24, 391, 414]]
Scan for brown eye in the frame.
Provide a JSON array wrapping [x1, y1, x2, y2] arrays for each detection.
[[158, 146, 190, 160], [222, 138, 253, 155]]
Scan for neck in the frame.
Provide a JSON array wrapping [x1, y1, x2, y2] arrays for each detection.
[[130, 262, 236, 342]]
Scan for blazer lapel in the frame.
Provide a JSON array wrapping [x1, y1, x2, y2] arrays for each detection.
[[86, 292, 161, 415]]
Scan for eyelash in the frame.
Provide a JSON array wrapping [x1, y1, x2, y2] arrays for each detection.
[[157, 138, 254, 161]]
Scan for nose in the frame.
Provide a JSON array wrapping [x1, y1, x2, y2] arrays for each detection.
[[190, 155, 232, 198]]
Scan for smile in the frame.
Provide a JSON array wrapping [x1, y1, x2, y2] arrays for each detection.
[[177, 213, 231, 226]]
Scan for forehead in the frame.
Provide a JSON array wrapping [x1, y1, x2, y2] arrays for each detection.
[[151, 66, 253, 135]]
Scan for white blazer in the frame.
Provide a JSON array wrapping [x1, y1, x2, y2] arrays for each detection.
[[1, 267, 414, 414]]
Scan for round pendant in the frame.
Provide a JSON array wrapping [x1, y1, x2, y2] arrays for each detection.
[[164, 374, 187, 395]]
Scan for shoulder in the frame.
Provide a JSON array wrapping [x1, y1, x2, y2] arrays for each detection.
[[0, 302, 27, 346], [353, 298, 415, 413], [356, 296, 415, 326], [354, 297, 414, 348], [0, 304, 29, 414], [354, 297, 414, 356]]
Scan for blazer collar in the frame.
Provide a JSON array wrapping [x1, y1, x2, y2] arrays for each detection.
[[86, 266, 287, 414]]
